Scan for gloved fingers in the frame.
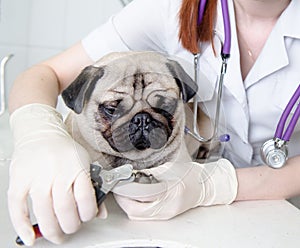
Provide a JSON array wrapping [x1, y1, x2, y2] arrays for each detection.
[[30, 191, 64, 244], [52, 177, 81, 235], [114, 181, 192, 221], [73, 171, 98, 222], [7, 190, 35, 246], [96, 203, 108, 219], [112, 181, 167, 201]]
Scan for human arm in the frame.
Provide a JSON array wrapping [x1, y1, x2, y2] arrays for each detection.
[[7, 43, 103, 246], [9, 42, 92, 111], [236, 155, 300, 201]]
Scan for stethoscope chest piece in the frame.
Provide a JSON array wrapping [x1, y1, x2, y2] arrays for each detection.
[[260, 138, 288, 169]]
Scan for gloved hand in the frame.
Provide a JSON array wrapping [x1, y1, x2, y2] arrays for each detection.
[[7, 104, 105, 246], [113, 158, 238, 220]]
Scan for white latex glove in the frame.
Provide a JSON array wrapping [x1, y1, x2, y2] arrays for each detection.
[[113, 158, 238, 220], [7, 104, 105, 246]]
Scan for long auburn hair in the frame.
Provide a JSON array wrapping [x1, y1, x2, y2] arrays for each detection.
[[179, 0, 218, 54]]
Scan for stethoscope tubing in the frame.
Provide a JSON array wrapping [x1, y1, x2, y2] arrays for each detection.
[[275, 84, 300, 141], [197, 0, 207, 25], [197, 0, 231, 57], [220, 0, 231, 57]]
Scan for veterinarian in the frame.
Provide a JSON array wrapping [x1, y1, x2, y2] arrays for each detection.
[[7, 0, 300, 245]]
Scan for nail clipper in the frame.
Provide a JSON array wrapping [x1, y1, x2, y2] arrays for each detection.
[[15, 163, 135, 246]]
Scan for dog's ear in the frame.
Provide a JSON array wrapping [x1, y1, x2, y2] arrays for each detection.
[[166, 60, 198, 103], [61, 65, 104, 114]]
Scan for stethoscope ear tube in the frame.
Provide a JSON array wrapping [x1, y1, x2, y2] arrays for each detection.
[[187, 0, 232, 151], [189, 53, 230, 145]]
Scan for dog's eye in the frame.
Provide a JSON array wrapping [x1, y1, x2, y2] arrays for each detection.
[[99, 101, 120, 118], [156, 96, 177, 115], [103, 105, 117, 116]]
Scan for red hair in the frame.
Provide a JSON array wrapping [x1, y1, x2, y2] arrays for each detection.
[[179, 0, 218, 54]]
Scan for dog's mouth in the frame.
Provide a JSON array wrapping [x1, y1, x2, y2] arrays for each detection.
[[104, 111, 173, 153]]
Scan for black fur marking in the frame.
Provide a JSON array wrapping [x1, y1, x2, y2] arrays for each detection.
[[62, 66, 105, 114], [166, 61, 198, 102]]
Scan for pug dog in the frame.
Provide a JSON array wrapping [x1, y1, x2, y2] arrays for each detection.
[[61, 51, 199, 171]]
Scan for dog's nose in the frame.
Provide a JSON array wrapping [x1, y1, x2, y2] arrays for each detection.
[[129, 112, 169, 151], [131, 112, 152, 128], [129, 112, 153, 150]]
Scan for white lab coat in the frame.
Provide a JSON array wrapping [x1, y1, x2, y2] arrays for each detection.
[[82, 0, 300, 168]]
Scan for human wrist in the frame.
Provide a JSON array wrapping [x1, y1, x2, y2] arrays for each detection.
[[9, 103, 68, 141], [197, 158, 238, 206]]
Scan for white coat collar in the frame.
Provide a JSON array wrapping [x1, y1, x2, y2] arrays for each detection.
[[244, 0, 299, 89], [278, 0, 300, 39]]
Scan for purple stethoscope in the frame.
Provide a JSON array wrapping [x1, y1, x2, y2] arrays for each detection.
[[185, 0, 300, 168], [261, 85, 300, 168]]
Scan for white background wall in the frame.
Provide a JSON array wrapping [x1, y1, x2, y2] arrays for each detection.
[[0, 0, 125, 104]]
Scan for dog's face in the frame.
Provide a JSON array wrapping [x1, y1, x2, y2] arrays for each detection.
[[62, 52, 197, 169]]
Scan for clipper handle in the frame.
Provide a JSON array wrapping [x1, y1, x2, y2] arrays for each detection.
[[15, 184, 106, 246]]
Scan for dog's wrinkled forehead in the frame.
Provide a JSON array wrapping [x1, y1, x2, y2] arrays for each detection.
[[93, 52, 173, 90], [94, 51, 170, 70], [61, 51, 198, 114]]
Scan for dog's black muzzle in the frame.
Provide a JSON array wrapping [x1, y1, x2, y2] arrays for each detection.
[[129, 112, 169, 150]]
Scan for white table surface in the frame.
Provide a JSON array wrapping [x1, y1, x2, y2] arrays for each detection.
[[1, 162, 300, 248], [1, 112, 300, 248]]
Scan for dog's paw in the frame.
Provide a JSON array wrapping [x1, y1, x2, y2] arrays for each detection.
[[133, 171, 159, 184], [196, 146, 211, 159], [196, 142, 222, 162]]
